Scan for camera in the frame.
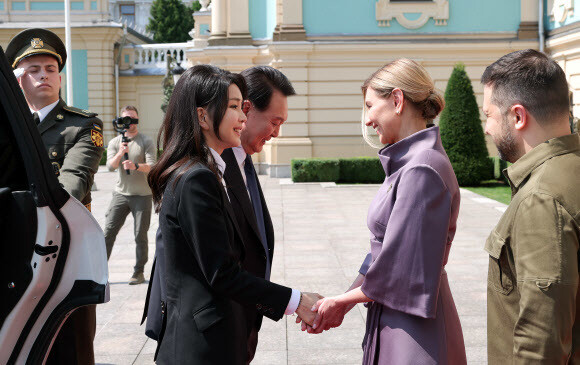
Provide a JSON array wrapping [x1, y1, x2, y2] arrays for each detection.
[[112, 116, 139, 175], [113, 116, 139, 131]]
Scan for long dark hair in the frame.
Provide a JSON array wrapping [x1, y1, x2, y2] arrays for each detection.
[[148, 64, 247, 212]]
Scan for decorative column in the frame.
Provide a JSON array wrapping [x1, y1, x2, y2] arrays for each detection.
[[226, 0, 252, 45], [208, 0, 228, 45], [273, 0, 306, 41]]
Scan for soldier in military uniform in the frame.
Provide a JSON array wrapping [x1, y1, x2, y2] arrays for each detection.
[[6, 28, 104, 364]]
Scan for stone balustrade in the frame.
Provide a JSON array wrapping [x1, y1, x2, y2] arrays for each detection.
[[130, 43, 189, 69]]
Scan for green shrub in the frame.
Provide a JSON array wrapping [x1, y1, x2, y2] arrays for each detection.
[[291, 158, 340, 182], [339, 157, 385, 183], [147, 0, 199, 43], [489, 156, 512, 184], [490, 156, 507, 179], [451, 156, 493, 186], [440, 63, 490, 186]]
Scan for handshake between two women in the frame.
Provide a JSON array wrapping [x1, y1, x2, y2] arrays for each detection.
[[295, 273, 370, 334]]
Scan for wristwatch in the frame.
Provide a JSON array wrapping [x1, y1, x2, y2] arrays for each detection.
[[134, 162, 139, 170]]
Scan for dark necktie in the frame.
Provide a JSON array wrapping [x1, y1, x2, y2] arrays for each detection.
[[33, 112, 40, 125], [244, 155, 271, 280]]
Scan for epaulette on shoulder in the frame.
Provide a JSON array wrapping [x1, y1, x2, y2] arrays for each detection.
[[63, 105, 98, 118]]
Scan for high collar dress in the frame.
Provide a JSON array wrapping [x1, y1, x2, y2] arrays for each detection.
[[359, 126, 467, 365]]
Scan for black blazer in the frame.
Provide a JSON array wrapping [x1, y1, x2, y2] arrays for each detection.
[[156, 163, 291, 365], [221, 148, 275, 334]]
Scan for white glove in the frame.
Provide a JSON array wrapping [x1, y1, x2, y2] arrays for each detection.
[[13, 68, 24, 78]]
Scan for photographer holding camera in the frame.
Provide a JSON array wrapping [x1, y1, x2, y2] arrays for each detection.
[[105, 105, 156, 285]]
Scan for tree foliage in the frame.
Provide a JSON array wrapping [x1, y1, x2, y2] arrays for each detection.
[[439, 63, 491, 186], [147, 0, 201, 43]]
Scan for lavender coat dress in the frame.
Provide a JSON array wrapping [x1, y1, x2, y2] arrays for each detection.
[[359, 127, 466, 365]]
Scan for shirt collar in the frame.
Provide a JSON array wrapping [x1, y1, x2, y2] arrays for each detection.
[[209, 147, 227, 176], [232, 145, 247, 168], [505, 133, 580, 189], [30, 99, 59, 123]]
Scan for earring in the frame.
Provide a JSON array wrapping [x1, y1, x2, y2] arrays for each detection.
[[396, 111, 401, 115]]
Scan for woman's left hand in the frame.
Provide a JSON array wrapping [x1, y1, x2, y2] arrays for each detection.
[[311, 296, 347, 332]]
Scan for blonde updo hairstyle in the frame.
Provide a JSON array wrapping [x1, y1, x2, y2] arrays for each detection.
[[361, 58, 445, 147]]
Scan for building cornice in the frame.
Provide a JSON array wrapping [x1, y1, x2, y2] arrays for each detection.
[[546, 20, 580, 40], [305, 31, 519, 42]]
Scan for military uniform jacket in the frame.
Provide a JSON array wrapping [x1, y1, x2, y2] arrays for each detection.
[[486, 133, 580, 364], [38, 99, 104, 206]]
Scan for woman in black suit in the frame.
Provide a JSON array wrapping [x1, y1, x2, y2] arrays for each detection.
[[148, 65, 313, 364]]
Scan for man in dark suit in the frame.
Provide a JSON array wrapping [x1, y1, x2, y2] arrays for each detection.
[[221, 65, 296, 362], [143, 66, 304, 363]]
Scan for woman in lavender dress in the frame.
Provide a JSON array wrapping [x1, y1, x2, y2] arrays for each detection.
[[308, 59, 467, 364]]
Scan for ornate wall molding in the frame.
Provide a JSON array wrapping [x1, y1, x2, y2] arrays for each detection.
[[549, 0, 574, 23], [376, 0, 449, 29]]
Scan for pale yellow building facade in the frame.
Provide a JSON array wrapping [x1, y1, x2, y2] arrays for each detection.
[[183, 0, 540, 176], [7, 0, 580, 177]]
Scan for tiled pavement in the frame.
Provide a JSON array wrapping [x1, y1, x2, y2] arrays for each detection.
[[91, 166, 505, 364]]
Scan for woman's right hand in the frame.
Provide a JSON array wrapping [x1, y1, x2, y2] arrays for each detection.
[[312, 296, 348, 331]]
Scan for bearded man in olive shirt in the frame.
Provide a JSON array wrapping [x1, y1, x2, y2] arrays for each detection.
[[482, 49, 580, 364]]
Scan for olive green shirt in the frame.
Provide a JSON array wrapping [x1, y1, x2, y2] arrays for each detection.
[[486, 133, 580, 364], [106, 133, 156, 196]]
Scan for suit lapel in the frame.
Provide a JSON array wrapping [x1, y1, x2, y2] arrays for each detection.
[[38, 99, 65, 134], [222, 149, 263, 242]]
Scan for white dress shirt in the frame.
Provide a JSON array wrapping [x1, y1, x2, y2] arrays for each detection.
[[209, 148, 229, 201], [232, 145, 251, 201], [230, 146, 301, 315], [30, 100, 59, 123]]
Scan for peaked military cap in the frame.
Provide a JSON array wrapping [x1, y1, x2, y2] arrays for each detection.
[[6, 28, 67, 72]]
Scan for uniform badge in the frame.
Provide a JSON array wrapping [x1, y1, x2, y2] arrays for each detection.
[[51, 162, 60, 176], [93, 123, 101, 131], [51, 151, 58, 157], [31, 38, 44, 49], [56, 114, 63, 120], [91, 129, 103, 147]]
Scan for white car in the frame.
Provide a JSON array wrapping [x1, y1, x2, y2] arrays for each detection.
[[0, 46, 109, 364]]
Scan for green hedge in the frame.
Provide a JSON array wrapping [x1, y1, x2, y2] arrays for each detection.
[[291, 157, 385, 183], [490, 156, 512, 184], [291, 156, 510, 185], [450, 156, 493, 186], [338, 157, 385, 183], [291, 158, 340, 182]]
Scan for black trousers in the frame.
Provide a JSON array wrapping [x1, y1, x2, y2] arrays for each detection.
[[246, 328, 259, 364]]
